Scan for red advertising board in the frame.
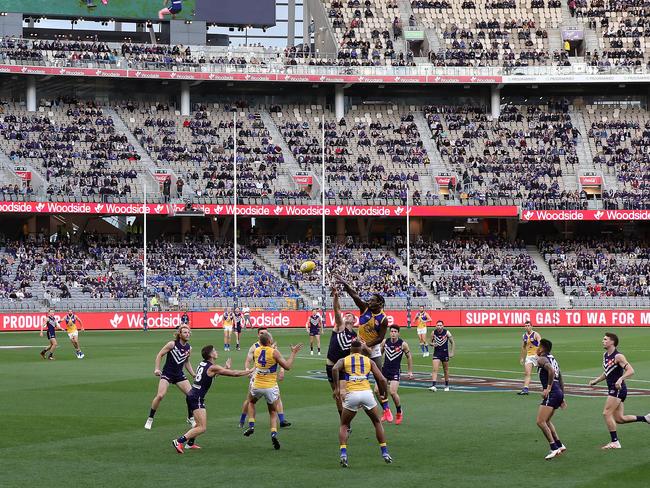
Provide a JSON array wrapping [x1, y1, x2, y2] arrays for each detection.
[[521, 209, 650, 221], [0, 64, 503, 85], [579, 176, 602, 186], [14, 171, 32, 181], [2, 309, 649, 332], [293, 174, 313, 185]]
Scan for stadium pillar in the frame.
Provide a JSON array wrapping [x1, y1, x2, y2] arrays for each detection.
[[490, 85, 500, 119], [287, 0, 296, 48], [26, 77, 37, 112], [303, 0, 311, 47], [335, 85, 345, 121], [181, 82, 190, 116]]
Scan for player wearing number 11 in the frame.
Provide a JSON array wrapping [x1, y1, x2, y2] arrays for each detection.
[[172, 345, 252, 453], [243, 333, 303, 450]]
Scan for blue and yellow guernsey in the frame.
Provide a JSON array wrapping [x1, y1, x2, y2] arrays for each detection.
[[343, 353, 372, 392], [523, 332, 539, 357], [358, 308, 386, 344], [253, 345, 278, 388]]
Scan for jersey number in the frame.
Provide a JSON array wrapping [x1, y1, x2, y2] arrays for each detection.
[[258, 350, 267, 367], [194, 366, 204, 382]]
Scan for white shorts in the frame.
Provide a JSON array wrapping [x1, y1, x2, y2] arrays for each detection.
[[251, 385, 280, 404], [343, 390, 377, 412], [416, 328, 427, 336], [525, 355, 538, 367], [67, 331, 78, 340], [224, 326, 233, 332], [368, 344, 382, 359]]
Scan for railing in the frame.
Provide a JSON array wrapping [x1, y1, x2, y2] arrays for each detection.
[[2, 38, 650, 79]]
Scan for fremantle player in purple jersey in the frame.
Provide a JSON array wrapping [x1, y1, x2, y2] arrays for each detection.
[[305, 308, 323, 356], [327, 286, 359, 417], [588, 333, 650, 449], [39, 310, 59, 360], [534, 339, 567, 460], [378, 325, 413, 425], [172, 344, 252, 453], [428, 320, 455, 392], [145, 325, 196, 430]]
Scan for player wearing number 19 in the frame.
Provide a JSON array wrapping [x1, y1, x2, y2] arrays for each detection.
[[172, 345, 252, 453], [243, 333, 303, 450]]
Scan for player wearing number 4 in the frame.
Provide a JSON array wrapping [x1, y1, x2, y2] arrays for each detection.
[[243, 332, 303, 450], [172, 345, 252, 453], [588, 333, 650, 449]]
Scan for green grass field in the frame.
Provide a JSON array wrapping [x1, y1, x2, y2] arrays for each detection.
[[2, 327, 650, 488]]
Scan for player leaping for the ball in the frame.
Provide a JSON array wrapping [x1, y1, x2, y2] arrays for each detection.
[[588, 333, 650, 449], [327, 286, 358, 417], [335, 275, 389, 370]]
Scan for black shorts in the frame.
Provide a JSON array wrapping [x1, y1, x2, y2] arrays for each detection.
[[433, 354, 449, 362], [235, 324, 242, 334], [161, 371, 187, 384], [382, 369, 400, 382], [169, 5, 182, 14], [326, 364, 334, 383], [608, 384, 627, 402], [186, 393, 205, 412], [46, 330, 56, 340], [309, 328, 320, 336], [541, 389, 564, 409]]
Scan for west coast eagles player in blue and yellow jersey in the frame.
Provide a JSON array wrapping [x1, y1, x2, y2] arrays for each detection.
[[519, 320, 541, 395], [243, 332, 302, 450], [335, 274, 389, 368], [62, 310, 85, 359], [332, 340, 392, 467], [415, 306, 432, 357]]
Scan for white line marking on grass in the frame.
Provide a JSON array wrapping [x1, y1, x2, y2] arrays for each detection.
[[0, 345, 42, 349], [296, 356, 650, 384]]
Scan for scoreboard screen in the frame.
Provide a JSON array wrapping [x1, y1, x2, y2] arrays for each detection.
[[0, 0, 276, 26]]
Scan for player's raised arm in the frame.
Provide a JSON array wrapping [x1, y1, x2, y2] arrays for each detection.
[[334, 274, 367, 311], [332, 286, 344, 331], [370, 360, 388, 399], [614, 354, 634, 388], [154, 341, 175, 375], [403, 341, 414, 379], [273, 343, 303, 371]]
